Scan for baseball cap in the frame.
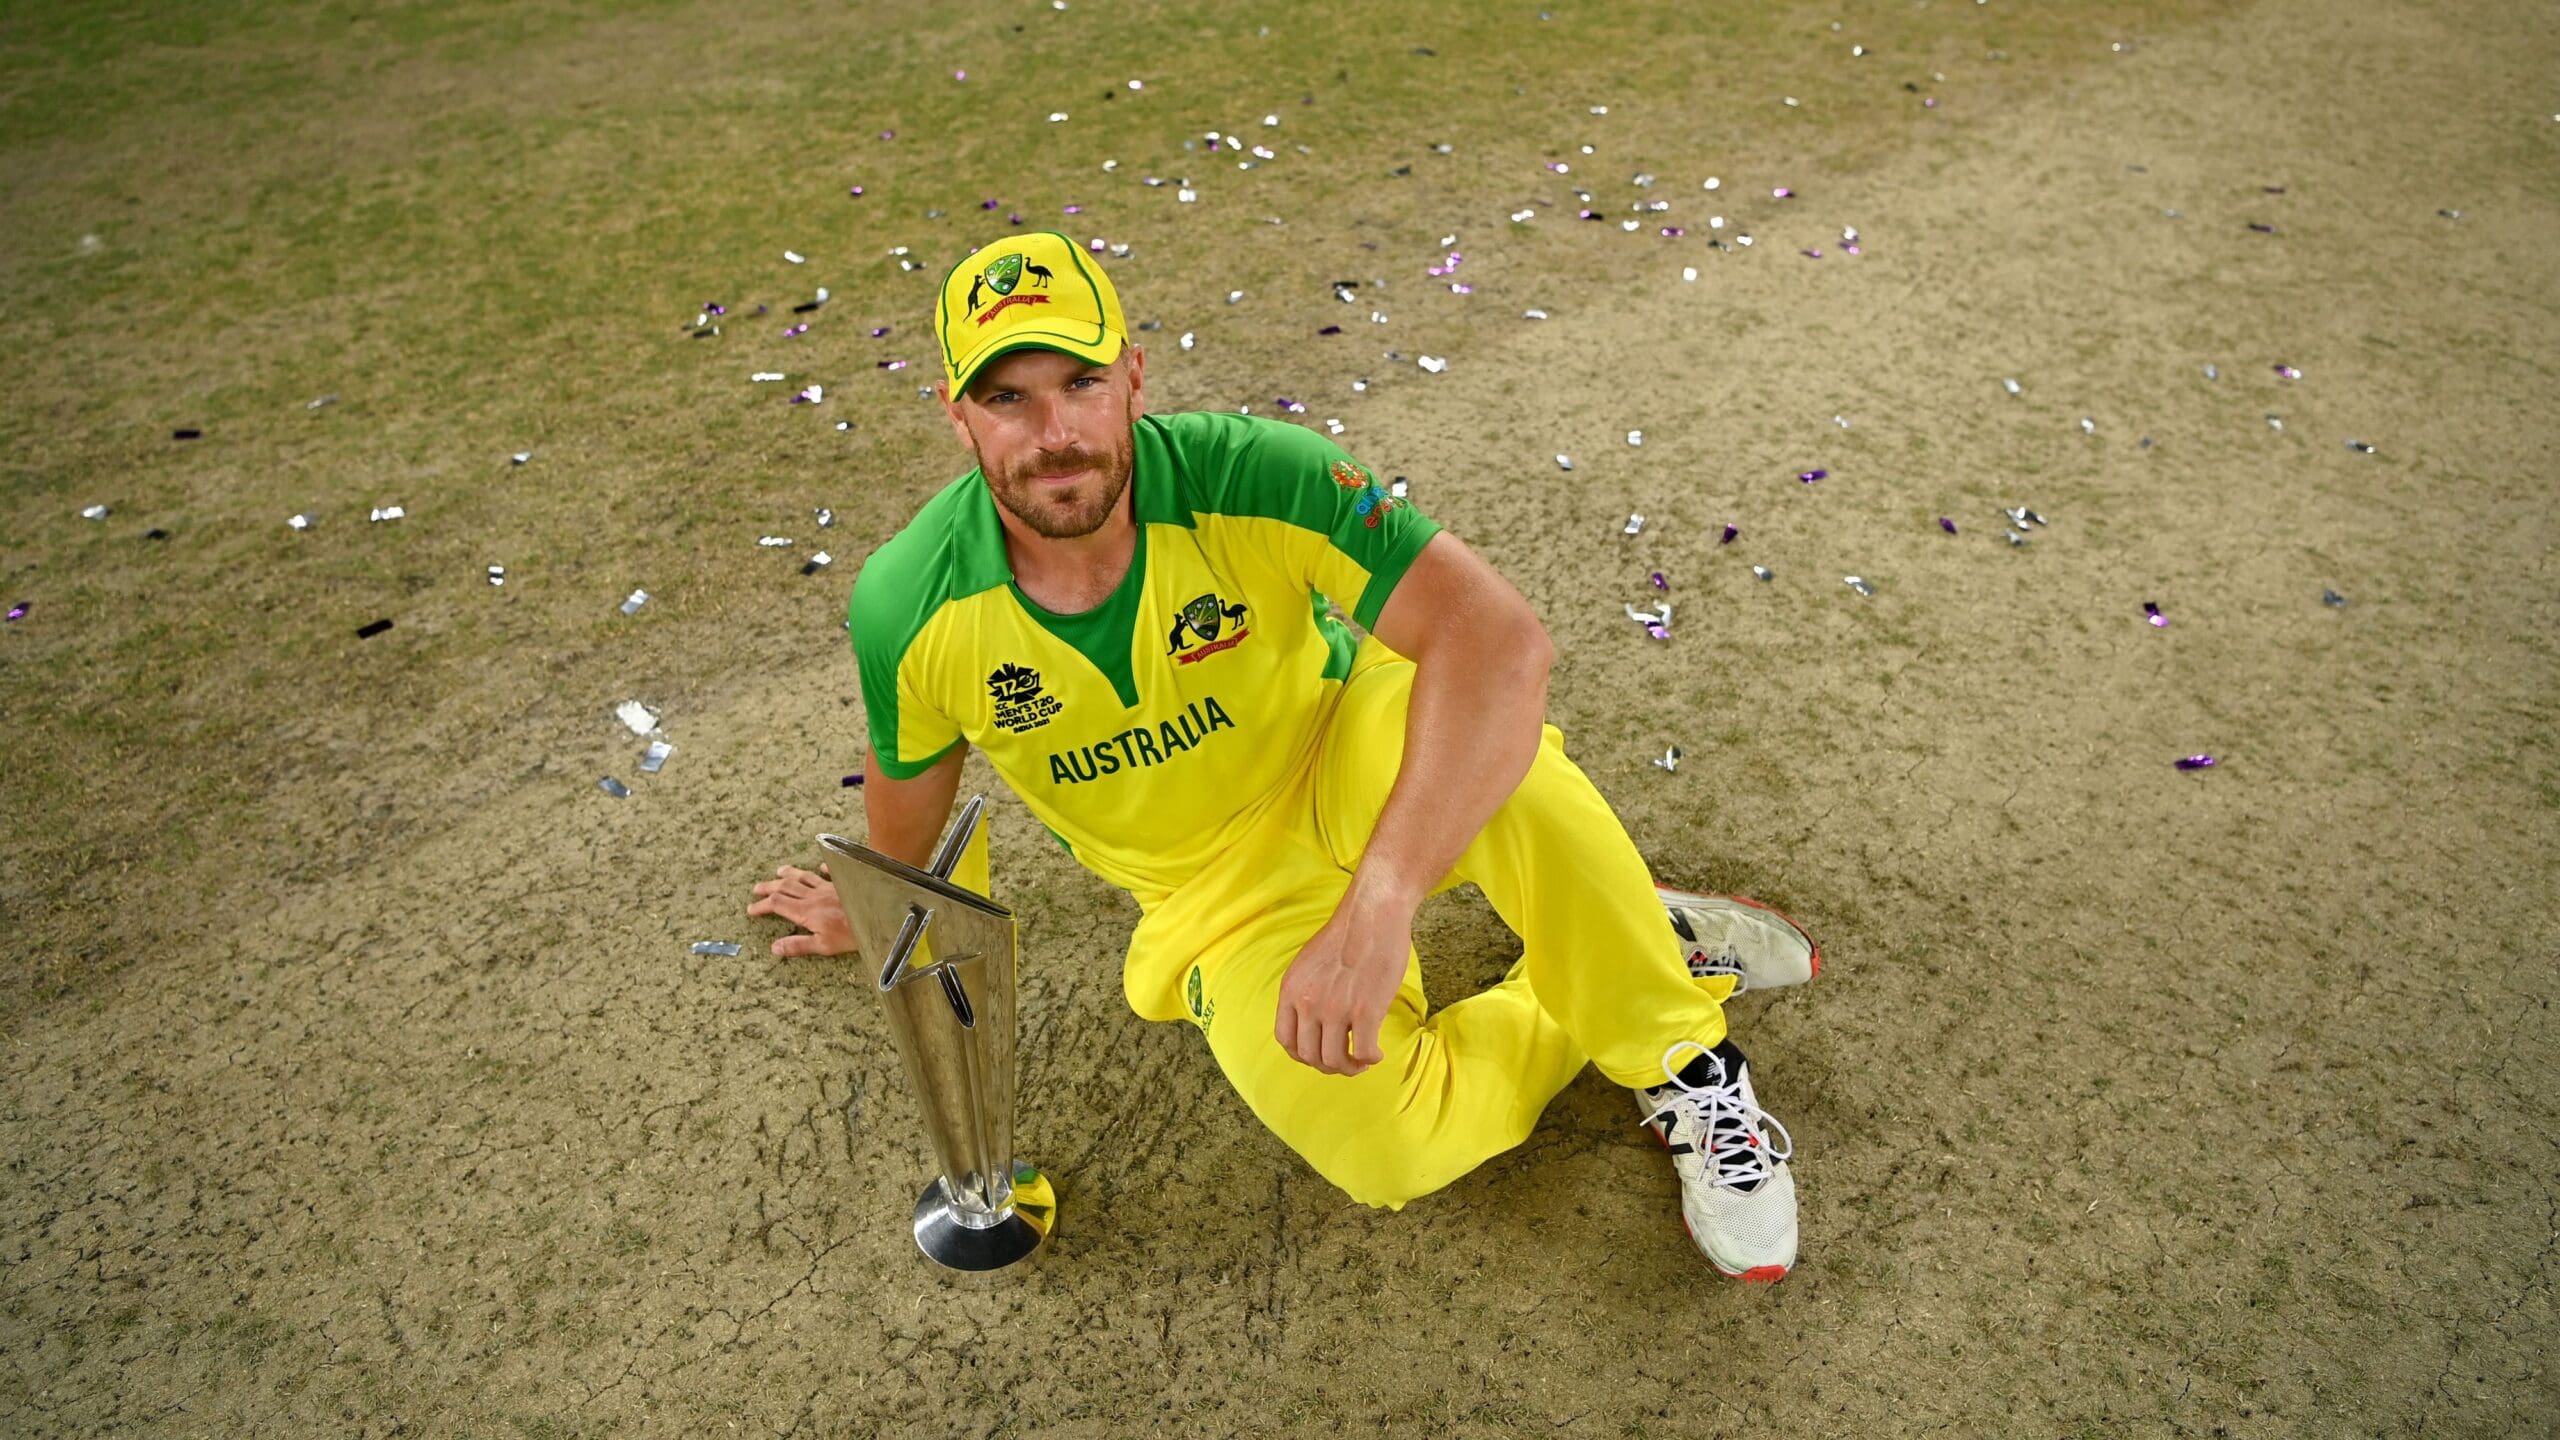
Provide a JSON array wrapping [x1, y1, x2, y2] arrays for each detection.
[[935, 232, 1127, 396]]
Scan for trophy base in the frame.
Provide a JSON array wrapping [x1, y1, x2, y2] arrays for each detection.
[[912, 1163, 1057, 1274]]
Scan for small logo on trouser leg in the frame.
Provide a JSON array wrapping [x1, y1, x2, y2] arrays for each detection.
[[1186, 965, 1217, 1034]]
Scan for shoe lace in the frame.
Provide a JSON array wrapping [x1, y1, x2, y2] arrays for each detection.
[[1639, 1041, 1793, 1190], [1686, 947, 1749, 995]]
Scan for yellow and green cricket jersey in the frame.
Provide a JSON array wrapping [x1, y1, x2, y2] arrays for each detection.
[[848, 412, 1440, 901]]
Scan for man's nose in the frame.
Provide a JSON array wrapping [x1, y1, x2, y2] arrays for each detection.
[[1029, 393, 1076, 450]]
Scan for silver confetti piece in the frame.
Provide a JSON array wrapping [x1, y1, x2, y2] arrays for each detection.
[[690, 941, 742, 957], [1390, 479, 1409, 499], [2203, 364, 2219, 380], [2002, 377, 2022, 395], [1418, 355, 1448, 373], [817, 507, 834, 527], [2079, 417, 2097, 435], [620, 589, 650, 615], [598, 776, 631, 798], [1844, 576, 1874, 596], [1179, 332, 1196, 350], [369, 505, 405, 523], [2322, 589, 2348, 607], [2005, 528, 2028, 546], [616, 700, 659, 736], [287, 513, 313, 531], [2346, 440, 2375, 454], [1652, 746, 1683, 772], [486, 565, 505, 586], [758, 535, 794, 547], [1751, 566, 1773, 581], [1627, 430, 1643, 446], [2267, 415, 2285, 432], [1622, 513, 1646, 536], [1556, 454, 1575, 471], [1523, 308, 1550, 320], [640, 739, 674, 774], [511, 451, 532, 465]]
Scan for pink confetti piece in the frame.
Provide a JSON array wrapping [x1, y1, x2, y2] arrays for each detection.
[[848, 185, 865, 197], [1772, 186, 1794, 198], [878, 359, 909, 370], [2144, 601, 2168, 628], [1801, 248, 1823, 258], [1063, 204, 1084, 214], [784, 323, 809, 337], [5, 602, 26, 621], [2274, 364, 2302, 379], [1798, 468, 1828, 482]]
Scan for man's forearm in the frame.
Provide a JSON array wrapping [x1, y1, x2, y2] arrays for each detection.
[[1349, 627, 1553, 909]]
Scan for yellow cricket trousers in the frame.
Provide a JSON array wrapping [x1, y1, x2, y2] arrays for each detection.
[[1122, 638, 1734, 1209]]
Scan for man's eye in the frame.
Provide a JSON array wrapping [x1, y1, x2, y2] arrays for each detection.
[[1070, 376, 1099, 390]]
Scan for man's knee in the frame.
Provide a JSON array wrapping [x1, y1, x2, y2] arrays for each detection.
[[1289, 1094, 1538, 1211]]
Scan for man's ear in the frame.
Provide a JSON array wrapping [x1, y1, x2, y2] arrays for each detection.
[[938, 381, 974, 451], [1123, 345, 1147, 422]]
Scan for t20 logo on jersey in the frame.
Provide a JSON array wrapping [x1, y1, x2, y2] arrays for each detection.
[[988, 661, 1064, 733]]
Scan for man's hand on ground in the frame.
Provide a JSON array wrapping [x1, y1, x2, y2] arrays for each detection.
[[747, 863, 858, 957], [1275, 887, 1414, 1076]]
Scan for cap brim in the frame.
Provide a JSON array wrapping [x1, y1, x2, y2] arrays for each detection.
[[952, 331, 1126, 396]]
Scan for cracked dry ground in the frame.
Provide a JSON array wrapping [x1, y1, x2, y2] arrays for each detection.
[[4, 0, 2556, 1436]]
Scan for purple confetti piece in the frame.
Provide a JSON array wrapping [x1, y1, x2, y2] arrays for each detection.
[[982, 198, 1000, 210], [5, 602, 26, 621], [1843, 243, 1862, 255], [842, 773, 865, 787], [1720, 524, 1739, 544], [784, 323, 809, 337], [870, 326, 890, 338], [1938, 517, 1957, 534], [356, 618, 393, 639], [2248, 222, 2277, 233], [1451, 283, 1474, 294], [1650, 571, 1668, 589], [2174, 754, 2217, 771], [1798, 468, 1827, 482], [1318, 324, 1344, 335], [2144, 601, 2168, 628], [1008, 212, 1023, 224], [705, 302, 726, 315], [1063, 204, 1084, 214], [1644, 622, 1670, 641], [172, 428, 202, 440], [1801, 249, 1823, 259], [1545, 161, 1569, 173], [878, 359, 908, 370], [2274, 364, 2301, 379], [848, 185, 865, 197]]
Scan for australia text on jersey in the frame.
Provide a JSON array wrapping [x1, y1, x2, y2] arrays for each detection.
[[1048, 696, 1238, 785]]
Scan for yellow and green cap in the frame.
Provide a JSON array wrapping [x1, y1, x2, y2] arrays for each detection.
[[935, 231, 1126, 395]]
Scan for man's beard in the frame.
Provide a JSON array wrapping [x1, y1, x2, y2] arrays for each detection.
[[981, 412, 1136, 542]]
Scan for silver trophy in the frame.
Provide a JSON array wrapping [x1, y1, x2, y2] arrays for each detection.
[[818, 796, 1056, 1274]]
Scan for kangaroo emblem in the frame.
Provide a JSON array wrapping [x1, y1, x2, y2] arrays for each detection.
[[1025, 262, 1054, 288], [1167, 593, 1249, 654], [965, 274, 986, 314]]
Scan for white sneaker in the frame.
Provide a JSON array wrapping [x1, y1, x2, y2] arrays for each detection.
[[1635, 1040, 1798, 1281], [1656, 886, 1820, 993]]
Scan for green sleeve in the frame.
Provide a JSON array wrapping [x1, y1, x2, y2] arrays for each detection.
[[847, 543, 964, 780], [1167, 413, 1442, 629]]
